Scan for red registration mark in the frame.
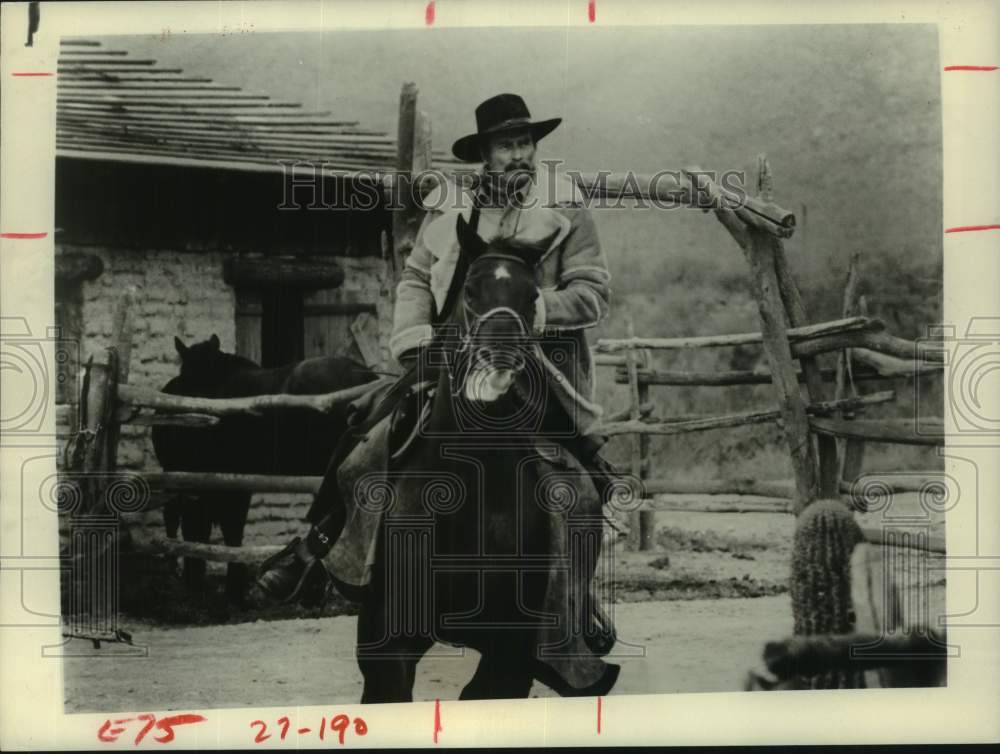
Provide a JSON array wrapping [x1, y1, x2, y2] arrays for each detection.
[[97, 713, 207, 745]]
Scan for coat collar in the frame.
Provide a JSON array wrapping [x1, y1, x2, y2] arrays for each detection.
[[419, 169, 578, 262]]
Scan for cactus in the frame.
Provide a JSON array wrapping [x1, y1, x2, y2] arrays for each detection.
[[790, 498, 865, 689]]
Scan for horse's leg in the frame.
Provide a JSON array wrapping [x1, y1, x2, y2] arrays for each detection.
[[180, 497, 211, 593], [356, 599, 433, 704], [218, 492, 252, 604], [459, 645, 535, 700]]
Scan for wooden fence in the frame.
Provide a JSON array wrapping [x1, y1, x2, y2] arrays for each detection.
[[588, 167, 945, 549], [65, 85, 947, 574]]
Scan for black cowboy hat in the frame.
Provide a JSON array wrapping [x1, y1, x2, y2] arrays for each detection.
[[451, 93, 562, 163]]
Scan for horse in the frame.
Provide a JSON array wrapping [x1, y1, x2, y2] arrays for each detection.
[[339, 214, 620, 702], [152, 335, 377, 603]]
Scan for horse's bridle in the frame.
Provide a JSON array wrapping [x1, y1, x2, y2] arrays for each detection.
[[452, 252, 534, 385]]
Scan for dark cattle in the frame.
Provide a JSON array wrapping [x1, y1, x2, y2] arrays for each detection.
[[152, 335, 376, 602]]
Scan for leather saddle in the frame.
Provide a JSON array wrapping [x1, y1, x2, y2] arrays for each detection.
[[387, 380, 436, 464]]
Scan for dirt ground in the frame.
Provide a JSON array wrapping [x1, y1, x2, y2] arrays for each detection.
[[63, 596, 791, 712], [64, 496, 944, 712]]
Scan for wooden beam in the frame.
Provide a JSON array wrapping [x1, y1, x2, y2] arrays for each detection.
[[57, 110, 362, 128], [58, 76, 215, 84], [836, 252, 866, 483], [55, 147, 393, 180], [594, 316, 877, 353], [624, 321, 646, 550], [851, 348, 943, 377], [142, 472, 322, 494], [858, 526, 946, 554], [117, 377, 388, 417], [58, 117, 393, 143], [59, 84, 242, 91], [132, 535, 282, 564], [644, 496, 791, 514], [752, 155, 838, 500], [390, 83, 431, 286], [56, 138, 393, 172], [599, 391, 894, 436], [57, 123, 400, 156], [120, 412, 220, 428], [221, 256, 346, 289], [744, 226, 818, 507], [809, 418, 944, 446], [763, 631, 947, 683], [616, 362, 933, 386], [682, 167, 796, 238], [55, 252, 104, 282], [642, 478, 795, 499], [58, 67, 184, 75], [839, 474, 949, 498]]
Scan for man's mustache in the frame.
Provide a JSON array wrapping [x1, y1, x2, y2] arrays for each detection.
[[505, 161, 533, 173]]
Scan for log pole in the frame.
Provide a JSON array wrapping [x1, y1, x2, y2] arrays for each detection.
[[836, 253, 867, 482], [599, 390, 895, 436], [624, 320, 644, 550], [756, 156, 838, 501], [117, 377, 387, 416], [637, 362, 655, 550], [741, 174, 818, 510]]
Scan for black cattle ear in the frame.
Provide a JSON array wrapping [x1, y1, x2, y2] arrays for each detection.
[[456, 213, 488, 260], [209, 334, 220, 350], [174, 336, 188, 357]]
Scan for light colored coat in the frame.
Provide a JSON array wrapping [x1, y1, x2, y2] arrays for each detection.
[[389, 168, 611, 434]]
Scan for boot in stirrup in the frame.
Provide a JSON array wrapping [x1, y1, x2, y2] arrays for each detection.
[[256, 525, 333, 608]]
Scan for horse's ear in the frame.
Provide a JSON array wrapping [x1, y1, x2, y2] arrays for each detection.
[[209, 334, 220, 351], [508, 242, 544, 270], [456, 213, 488, 260], [174, 336, 188, 357]]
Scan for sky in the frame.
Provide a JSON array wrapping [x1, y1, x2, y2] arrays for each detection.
[[98, 24, 943, 303]]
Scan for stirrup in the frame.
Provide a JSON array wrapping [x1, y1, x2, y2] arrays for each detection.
[[256, 537, 332, 608]]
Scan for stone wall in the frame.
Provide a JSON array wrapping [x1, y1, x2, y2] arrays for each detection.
[[56, 243, 392, 548]]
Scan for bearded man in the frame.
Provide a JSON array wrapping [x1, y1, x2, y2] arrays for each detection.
[[258, 94, 621, 617]]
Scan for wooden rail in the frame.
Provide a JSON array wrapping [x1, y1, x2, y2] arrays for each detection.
[[117, 377, 388, 417], [598, 391, 895, 436], [143, 472, 323, 494]]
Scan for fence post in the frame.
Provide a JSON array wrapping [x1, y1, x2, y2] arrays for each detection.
[[757, 156, 837, 501], [840, 293, 869, 484], [391, 82, 433, 294], [105, 288, 135, 475], [742, 157, 819, 512], [637, 356, 654, 550], [624, 320, 644, 550]]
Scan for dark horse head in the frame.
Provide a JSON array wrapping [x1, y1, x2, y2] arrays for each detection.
[[172, 334, 258, 396], [447, 213, 552, 429]]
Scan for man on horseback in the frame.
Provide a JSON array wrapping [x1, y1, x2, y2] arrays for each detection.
[[258, 93, 623, 612]]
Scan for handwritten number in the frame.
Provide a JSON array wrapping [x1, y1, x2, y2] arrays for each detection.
[[250, 720, 270, 743], [330, 714, 350, 745], [277, 716, 290, 740], [246, 714, 365, 745]]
